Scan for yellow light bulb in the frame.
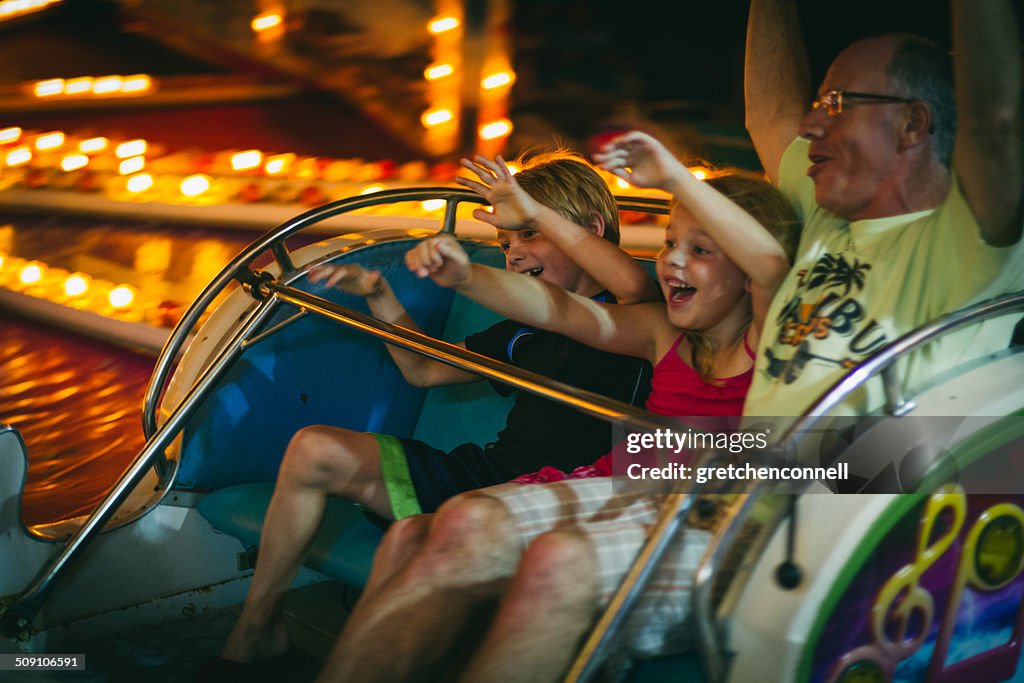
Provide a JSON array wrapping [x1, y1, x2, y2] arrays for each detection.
[[108, 284, 135, 309], [63, 273, 90, 297], [19, 262, 44, 285], [180, 174, 211, 197]]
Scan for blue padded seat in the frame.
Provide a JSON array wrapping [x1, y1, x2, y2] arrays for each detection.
[[196, 239, 513, 588]]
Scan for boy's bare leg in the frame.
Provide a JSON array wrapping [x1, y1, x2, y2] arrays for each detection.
[[457, 529, 599, 683], [222, 426, 391, 663], [361, 513, 432, 595], [318, 495, 523, 683]]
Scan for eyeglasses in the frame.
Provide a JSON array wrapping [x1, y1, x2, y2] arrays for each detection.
[[811, 90, 916, 117]]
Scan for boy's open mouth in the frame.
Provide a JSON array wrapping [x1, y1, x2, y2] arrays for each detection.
[[526, 267, 544, 277]]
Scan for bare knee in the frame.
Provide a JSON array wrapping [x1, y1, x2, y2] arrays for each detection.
[[410, 494, 521, 586], [278, 425, 365, 487], [517, 530, 598, 615]]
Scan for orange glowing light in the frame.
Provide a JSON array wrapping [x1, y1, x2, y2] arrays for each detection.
[[231, 150, 263, 171], [108, 284, 135, 309], [181, 174, 211, 197], [5, 147, 31, 167], [0, 127, 21, 144], [33, 78, 64, 97], [690, 168, 707, 180], [421, 108, 454, 127], [19, 262, 44, 285], [615, 178, 630, 189], [92, 75, 122, 95], [35, 132, 65, 151], [63, 273, 90, 297], [478, 119, 512, 141], [421, 199, 445, 212], [251, 12, 282, 31], [79, 137, 108, 153], [118, 156, 145, 175], [360, 185, 384, 195], [425, 63, 454, 80], [126, 173, 153, 193], [64, 77, 94, 95], [120, 74, 152, 93], [60, 154, 89, 172], [428, 16, 459, 34], [481, 71, 514, 90], [115, 139, 147, 158], [264, 153, 294, 175]]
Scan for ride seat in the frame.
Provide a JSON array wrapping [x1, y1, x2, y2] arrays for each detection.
[[196, 238, 514, 587]]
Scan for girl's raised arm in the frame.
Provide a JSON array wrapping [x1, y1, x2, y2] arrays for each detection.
[[595, 131, 790, 346], [405, 235, 665, 363]]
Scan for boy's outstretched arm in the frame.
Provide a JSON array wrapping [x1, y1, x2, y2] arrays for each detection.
[[406, 236, 664, 363], [596, 131, 790, 348], [744, 0, 811, 183], [309, 264, 478, 388], [456, 155, 660, 304], [951, 0, 1023, 246]]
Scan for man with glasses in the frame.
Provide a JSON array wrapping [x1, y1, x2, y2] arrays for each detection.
[[309, 3, 1022, 682], [743, 0, 1023, 418]]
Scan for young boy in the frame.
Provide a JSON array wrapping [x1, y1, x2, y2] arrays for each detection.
[[216, 150, 654, 666]]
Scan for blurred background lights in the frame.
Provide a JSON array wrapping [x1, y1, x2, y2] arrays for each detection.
[[478, 119, 512, 141], [231, 150, 263, 171], [35, 132, 64, 151], [424, 63, 454, 80], [60, 154, 89, 172], [108, 284, 135, 309], [421, 108, 454, 127], [428, 16, 459, 34], [5, 147, 31, 167], [118, 156, 145, 175], [79, 137, 108, 153], [0, 127, 21, 143], [126, 173, 154, 193], [115, 139, 147, 158], [251, 12, 282, 32], [180, 174, 211, 197], [19, 261, 45, 285], [63, 273, 89, 297]]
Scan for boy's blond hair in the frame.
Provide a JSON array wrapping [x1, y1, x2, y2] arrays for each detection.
[[512, 150, 621, 245]]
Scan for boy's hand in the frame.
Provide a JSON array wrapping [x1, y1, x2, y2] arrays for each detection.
[[308, 264, 385, 297], [456, 155, 542, 230], [593, 131, 686, 191], [405, 235, 472, 288]]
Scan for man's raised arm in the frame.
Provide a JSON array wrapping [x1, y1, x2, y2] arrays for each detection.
[[952, 0, 1023, 246], [744, 0, 812, 183]]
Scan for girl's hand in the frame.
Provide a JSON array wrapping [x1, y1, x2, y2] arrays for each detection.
[[308, 264, 385, 297], [456, 155, 542, 230], [405, 235, 472, 288], [593, 131, 687, 191]]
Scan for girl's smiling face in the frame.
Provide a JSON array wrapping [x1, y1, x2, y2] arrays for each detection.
[[656, 205, 751, 337]]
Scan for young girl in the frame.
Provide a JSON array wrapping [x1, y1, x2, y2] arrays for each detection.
[[407, 131, 799, 480]]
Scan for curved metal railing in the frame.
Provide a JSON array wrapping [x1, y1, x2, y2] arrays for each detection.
[[683, 289, 1024, 682]]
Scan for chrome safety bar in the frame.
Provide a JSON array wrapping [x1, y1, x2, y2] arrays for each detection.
[[569, 290, 1024, 682], [264, 281, 677, 432]]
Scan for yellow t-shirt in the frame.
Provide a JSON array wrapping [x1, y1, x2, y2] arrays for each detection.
[[744, 138, 1024, 419]]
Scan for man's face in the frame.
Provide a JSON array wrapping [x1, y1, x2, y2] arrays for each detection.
[[798, 39, 912, 220]]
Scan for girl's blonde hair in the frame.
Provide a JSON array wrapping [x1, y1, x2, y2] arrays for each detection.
[[512, 149, 621, 244], [682, 169, 801, 381]]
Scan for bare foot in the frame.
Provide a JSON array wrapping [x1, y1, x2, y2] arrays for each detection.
[[221, 613, 290, 663]]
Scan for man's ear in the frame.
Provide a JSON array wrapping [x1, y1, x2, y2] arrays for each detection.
[[901, 101, 933, 149], [587, 211, 606, 238]]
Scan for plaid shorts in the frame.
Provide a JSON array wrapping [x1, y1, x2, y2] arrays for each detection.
[[479, 479, 710, 669]]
